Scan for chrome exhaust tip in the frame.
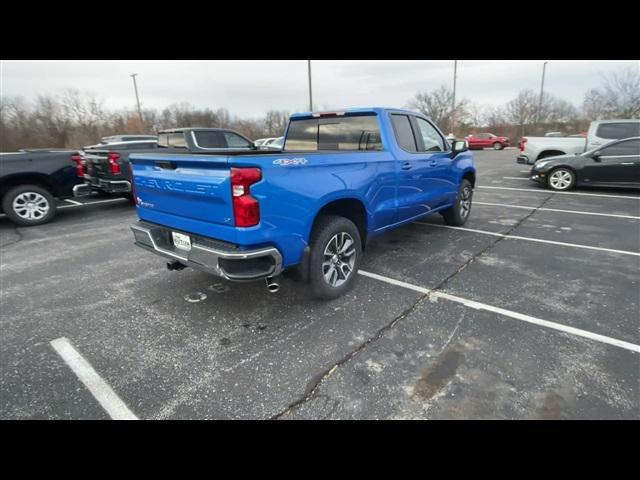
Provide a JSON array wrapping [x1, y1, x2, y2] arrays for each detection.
[[265, 277, 280, 293]]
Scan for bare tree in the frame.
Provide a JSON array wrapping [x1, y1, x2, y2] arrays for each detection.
[[582, 68, 640, 119], [263, 110, 289, 137], [407, 86, 469, 133]]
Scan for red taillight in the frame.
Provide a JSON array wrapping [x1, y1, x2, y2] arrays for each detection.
[[519, 137, 528, 152], [230, 167, 261, 227], [107, 152, 121, 174], [71, 154, 85, 177]]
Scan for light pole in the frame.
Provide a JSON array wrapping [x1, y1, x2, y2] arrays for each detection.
[[307, 60, 313, 111], [537, 61, 548, 126], [451, 60, 458, 135], [130, 73, 143, 126]]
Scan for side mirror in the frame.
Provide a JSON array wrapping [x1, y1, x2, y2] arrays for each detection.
[[592, 152, 601, 162], [450, 140, 468, 158]]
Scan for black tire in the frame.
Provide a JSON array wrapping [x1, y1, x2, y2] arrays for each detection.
[[546, 167, 576, 191], [308, 215, 362, 300], [441, 179, 473, 227], [493, 142, 503, 150], [2, 185, 57, 226]]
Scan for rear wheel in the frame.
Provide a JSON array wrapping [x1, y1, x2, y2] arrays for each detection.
[[547, 168, 575, 191], [308, 215, 362, 300], [2, 185, 57, 226], [441, 179, 473, 226]]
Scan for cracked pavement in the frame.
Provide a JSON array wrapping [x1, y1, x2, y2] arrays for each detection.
[[1, 149, 639, 419]]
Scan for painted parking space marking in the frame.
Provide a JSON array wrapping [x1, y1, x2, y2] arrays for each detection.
[[503, 176, 529, 181], [415, 222, 640, 257], [50, 337, 138, 420], [474, 201, 640, 220], [477, 185, 640, 200], [58, 198, 129, 209], [0, 197, 129, 218], [357, 270, 640, 354]]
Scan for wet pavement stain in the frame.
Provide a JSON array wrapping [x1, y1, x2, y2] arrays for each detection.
[[412, 347, 464, 401]]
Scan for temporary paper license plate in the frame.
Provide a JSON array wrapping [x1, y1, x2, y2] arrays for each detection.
[[172, 231, 192, 251]]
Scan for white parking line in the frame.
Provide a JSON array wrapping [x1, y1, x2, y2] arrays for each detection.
[[0, 197, 129, 218], [58, 198, 129, 209], [477, 185, 640, 200], [357, 270, 640, 354], [50, 337, 138, 420], [415, 222, 640, 257], [474, 201, 640, 220], [503, 177, 529, 181]]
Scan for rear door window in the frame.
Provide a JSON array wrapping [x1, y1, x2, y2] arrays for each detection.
[[223, 132, 252, 149], [390, 114, 418, 153], [193, 131, 225, 148], [158, 133, 187, 148], [596, 123, 640, 139]]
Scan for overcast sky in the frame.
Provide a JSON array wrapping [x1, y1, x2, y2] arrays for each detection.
[[1, 60, 638, 118]]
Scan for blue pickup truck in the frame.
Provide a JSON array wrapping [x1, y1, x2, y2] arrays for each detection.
[[129, 107, 475, 299]]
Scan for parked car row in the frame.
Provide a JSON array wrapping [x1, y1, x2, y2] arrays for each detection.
[[465, 133, 510, 150], [515, 119, 640, 192], [255, 136, 284, 149], [0, 127, 275, 226]]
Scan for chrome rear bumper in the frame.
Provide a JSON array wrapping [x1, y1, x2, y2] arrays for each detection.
[[130, 221, 283, 281]]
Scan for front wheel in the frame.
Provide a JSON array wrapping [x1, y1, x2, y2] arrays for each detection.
[[2, 185, 57, 226], [547, 168, 575, 191], [493, 142, 503, 150], [441, 179, 473, 226], [308, 215, 362, 300]]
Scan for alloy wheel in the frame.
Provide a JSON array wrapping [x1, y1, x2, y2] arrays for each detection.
[[322, 232, 357, 287], [12, 192, 50, 221], [549, 169, 573, 190]]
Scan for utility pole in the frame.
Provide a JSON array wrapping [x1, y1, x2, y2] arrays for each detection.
[[130, 73, 143, 127], [451, 60, 458, 135], [307, 60, 313, 112], [537, 61, 548, 126]]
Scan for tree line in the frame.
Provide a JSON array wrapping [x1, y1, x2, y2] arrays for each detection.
[[408, 68, 639, 140], [1, 68, 638, 152], [0, 93, 291, 152]]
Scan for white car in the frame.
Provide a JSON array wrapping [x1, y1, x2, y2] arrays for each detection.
[[263, 137, 284, 150], [517, 119, 640, 165]]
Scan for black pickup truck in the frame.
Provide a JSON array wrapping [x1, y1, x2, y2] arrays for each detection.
[[73, 128, 256, 199], [75, 139, 159, 198], [0, 149, 84, 226]]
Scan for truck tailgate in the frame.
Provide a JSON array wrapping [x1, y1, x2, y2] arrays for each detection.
[[131, 154, 233, 226], [84, 150, 110, 177]]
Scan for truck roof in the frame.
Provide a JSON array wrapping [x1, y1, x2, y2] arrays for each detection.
[[290, 107, 420, 119], [158, 127, 237, 133]]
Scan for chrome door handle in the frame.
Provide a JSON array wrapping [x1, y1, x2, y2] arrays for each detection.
[[621, 162, 634, 165], [401, 162, 412, 170]]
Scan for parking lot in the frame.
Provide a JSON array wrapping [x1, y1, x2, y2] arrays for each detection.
[[1, 148, 638, 420]]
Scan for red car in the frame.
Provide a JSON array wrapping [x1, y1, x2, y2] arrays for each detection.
[[465, 133, 510, 150]]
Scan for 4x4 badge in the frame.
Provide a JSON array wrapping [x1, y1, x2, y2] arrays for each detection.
[[273, 158, 307, 166]]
